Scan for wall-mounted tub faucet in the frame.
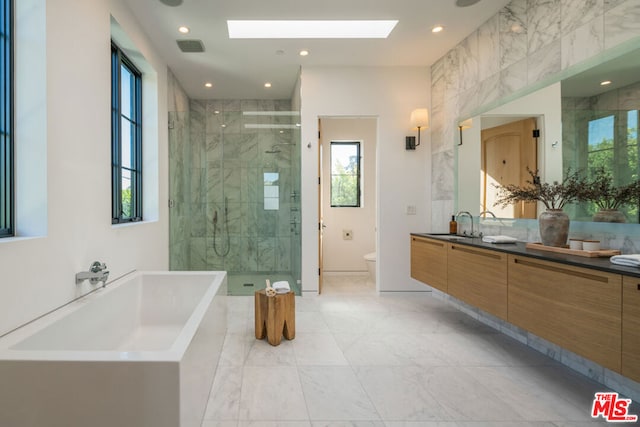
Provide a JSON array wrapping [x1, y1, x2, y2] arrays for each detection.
[[76, 261, 109, 287]]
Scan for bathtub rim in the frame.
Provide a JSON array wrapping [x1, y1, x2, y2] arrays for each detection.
[[0, 270, 227, 362]]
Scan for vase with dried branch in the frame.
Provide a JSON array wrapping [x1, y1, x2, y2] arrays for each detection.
[[494, 169, 583, 247]]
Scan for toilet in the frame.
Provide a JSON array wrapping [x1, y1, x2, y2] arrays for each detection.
[[363, 252, 376, 283]]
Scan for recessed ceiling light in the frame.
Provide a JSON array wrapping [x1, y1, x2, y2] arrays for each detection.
[[227, 20, 398, 39], [600, 80, 612, 86], [264, 82, 272, 88], [178, 26, 190, 34], [214, 110, 220, 114], [299, 50, 309, 56], [159, 0, 183, 6], [456, 0, 481, 6], [205, 82, 213, 88], [432, 25, 444, 33]]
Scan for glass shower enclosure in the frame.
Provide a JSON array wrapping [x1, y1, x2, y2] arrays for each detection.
[[169, 99, 302, 295]]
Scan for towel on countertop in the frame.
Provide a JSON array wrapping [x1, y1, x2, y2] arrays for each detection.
[[272, 280, 291, 294], [610, 254, 640, 267], [482, 235, 518, 244]]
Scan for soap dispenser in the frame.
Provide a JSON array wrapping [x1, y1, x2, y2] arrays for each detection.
[[449, 215, 458, 235]]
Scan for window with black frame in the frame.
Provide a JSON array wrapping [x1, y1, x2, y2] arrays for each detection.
[[330, 141, 361, 208], [0, 0, 13, 237], [111, 42, 142, 224]]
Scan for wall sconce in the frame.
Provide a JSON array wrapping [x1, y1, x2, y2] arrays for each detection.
[[457, 118, 472, 146], [406, 108, 429, 150]]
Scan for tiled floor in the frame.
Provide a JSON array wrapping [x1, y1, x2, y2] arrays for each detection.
[[201, 275, 636, 426]]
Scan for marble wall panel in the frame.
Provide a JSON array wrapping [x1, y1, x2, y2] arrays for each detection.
[[604, 0, 640, 49], [458, 32, 479, 92], [499, 57, 528, 97], [527, 39, 561, 85], [561, 0, 603, 34], [477, 73, 502, 108], [561, 18, 605, 70], [478, 15, 501, 81], [500, 0, 528, 70], [430, 0, 640, 233], [431, 150, 455, 201], [527, 0, 562, 54]]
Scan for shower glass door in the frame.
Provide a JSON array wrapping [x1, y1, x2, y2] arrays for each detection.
[[169, 100, 302, 295]]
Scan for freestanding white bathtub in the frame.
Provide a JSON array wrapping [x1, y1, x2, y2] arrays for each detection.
[[0, 271, 227, 427]]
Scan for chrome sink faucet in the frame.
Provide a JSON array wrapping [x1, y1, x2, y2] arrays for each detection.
[[76, 261, 109, 286], [456, 211, 475, 237]]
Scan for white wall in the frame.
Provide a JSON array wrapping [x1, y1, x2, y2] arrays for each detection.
[[300, 67, 431, 293], [0, 0, 169, 336], [321, 118, 377, 272]]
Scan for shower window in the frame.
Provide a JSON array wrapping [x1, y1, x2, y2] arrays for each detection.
[[264, 172, 279, 210], [0, 0, 13, 237], [111, 41, 142, 224], [330, 141, 361, 207]]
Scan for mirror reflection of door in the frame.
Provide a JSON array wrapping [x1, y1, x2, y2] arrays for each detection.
[[481, 118, 537, 219]]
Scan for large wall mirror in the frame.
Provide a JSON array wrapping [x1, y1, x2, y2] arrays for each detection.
[[456, 44, 640, 224]]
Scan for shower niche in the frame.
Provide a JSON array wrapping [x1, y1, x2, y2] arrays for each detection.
[[169, 99, 302, 295]]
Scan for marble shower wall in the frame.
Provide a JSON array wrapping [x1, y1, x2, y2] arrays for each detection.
[[430, 0, 640, 232], [188, 99, 301, 274]]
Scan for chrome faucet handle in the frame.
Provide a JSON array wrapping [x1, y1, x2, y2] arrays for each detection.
[[90, 261, 107, 273]]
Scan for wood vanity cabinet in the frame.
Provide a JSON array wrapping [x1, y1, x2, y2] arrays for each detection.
[[447, 244, 508, 320], [622, 275, 640, 382], [410, 236, 447, 292], [508, 255, 622, 372]]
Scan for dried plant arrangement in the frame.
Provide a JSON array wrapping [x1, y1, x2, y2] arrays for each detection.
[[578, 167, 640, 210], [494, 168, 584, 210]]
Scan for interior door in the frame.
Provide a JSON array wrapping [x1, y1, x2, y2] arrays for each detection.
[[318, 118, 324, 294], [481, 118, 537, 219]]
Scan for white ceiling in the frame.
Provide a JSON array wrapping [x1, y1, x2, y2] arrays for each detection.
[[126, 0, 510, 100]]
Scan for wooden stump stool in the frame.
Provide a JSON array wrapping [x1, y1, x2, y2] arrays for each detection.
[[254, 290, 295, 346]]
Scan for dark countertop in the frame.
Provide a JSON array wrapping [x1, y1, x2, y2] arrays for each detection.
[[411, 232, 640, 279]]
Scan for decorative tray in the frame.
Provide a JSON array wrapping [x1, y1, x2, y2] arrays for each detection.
[[525, 242, 621, 258]]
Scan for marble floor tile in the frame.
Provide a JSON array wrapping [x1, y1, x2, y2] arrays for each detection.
[[295, 311, 331, 333], [422, 366, 523, 421], [201, 279, 631, 426], [219, 333, 255, 366], [353, 366, 452, 421], [293, 333, 349, 366], [203, 366, 244, 421], [298, 367, 380, 420], [245, 339, 296, 367], [239, 366, 308, 420]]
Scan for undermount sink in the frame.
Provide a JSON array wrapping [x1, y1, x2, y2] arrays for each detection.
[[427, 233, 472, 240]]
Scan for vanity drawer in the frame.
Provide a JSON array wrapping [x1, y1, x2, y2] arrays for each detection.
[[508, 255, 622, 372], [447, 243, 508, 320], [410, 236, 447, 292]]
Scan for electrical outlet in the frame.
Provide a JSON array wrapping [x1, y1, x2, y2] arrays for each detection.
[[343, 230, 353, 240], [406, 205, 417, 215]]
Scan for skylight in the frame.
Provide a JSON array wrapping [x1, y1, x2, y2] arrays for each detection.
[[227, 20, 398, 39]]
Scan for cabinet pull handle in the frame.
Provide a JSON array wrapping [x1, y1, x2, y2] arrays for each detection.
[[513, 258, 609, 283], [414, 238, 444, 248], [451, 244, 502, 260]]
